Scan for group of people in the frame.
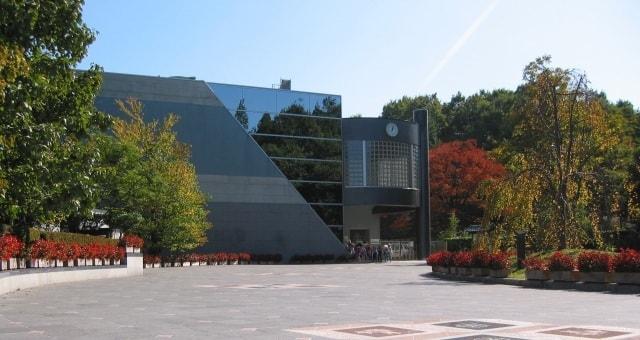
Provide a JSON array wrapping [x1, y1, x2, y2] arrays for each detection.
[[344, 241, 392, 263]]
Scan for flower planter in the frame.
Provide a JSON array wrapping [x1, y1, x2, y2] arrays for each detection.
[[550, 270, 580, 282], [28, 259, 39, 268], [614, 272, 640, 285], [162, 262, 173, 267], [182, 261, 191, 267], [525, 270, 550, 281], [75, 259, 86, 266], [125, 246, 141, 254], [93, 258, 103, 266], [217, 261, 226, 266], [191, 262, 200, 266], [489, 269, 510, 278], [199, 261, 207, 266], [432, 266, 444, 273], [471, 268, 490, 277], [64, 260, 75, 267], [229, 260, 239, 265], [0, 260, 10, 271], [580, 272, 612, 283], [457, 267, 472, 276], [144, 263, 153, 269]]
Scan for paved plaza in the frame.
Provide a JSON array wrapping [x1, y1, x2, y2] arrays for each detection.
[[0, 262, 639, 339]]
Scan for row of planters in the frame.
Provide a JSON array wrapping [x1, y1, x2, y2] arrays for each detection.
[[523, 249, 640, 285], [426, 250, 512, 278], [143, 253, 281, 268], [0, 233, 144, 271]]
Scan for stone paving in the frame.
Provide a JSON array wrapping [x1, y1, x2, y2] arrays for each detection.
[[0, 261, 638, 339]]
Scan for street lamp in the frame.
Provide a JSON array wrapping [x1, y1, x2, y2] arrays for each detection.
[[413, 109, 431, 259]]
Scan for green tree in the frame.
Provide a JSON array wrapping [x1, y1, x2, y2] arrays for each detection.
[[381, 94, 444, 145], [234, 98, 249, 130], [0, 0, 108, 240], [97, 99, 211, 253], [439, 89, 518, 150]]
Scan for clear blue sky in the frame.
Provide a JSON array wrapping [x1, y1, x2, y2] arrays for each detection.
[[79, 0, 640, 117]]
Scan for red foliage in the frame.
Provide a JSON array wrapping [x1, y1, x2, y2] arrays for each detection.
[[122, 234, 144, 248], [452, 251, 473, 267], [614, 249, 640, 272], [239, 252, 251, 262], [547, 251, 575, 271], [0, 234, 23, 260], [426, 251, 453, 267], [522, 257, 547, 271], [429, 140, 505, 226], [227, 253, 239, 262], [144, 255, 160, 264], [577, 251, 613, 272], [489, 252, 510, 270], [470, 250, 491, 268]]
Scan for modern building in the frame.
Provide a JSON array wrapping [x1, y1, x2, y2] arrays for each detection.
[[95, 72, 425, 260]]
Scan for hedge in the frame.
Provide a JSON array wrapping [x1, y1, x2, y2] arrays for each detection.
[[29, 228, 118, 246]]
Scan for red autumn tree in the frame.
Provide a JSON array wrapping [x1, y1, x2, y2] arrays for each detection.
[[429, 140, 505, 237]]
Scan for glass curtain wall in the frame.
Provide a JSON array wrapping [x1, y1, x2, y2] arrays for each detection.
[[208, 83, 343, 239]]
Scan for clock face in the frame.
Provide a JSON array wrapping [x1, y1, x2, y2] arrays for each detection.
[[385, 122, 398, 137]]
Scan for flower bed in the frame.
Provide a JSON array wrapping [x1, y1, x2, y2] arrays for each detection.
[[522, 249, 640, 285], [121, 234, 144, 253], [426, 250, 511, 278]]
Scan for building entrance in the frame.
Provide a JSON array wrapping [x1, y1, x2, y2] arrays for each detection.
[[349, 229, 370, 244]]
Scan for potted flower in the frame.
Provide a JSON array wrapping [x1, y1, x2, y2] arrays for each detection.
[[453, 251, 473, 276], [489, 251, 511, 278], [613, 249, 640, 284], [523, 256, 548, 280], [577, 250, 613, 283], [144, 254, 160, 268], [86, 243, 102, 266], [547, 251, 578, 282], [239, 252, 251, 265], [470, 250, 491, 277], [228, 253, 239, 265], [0, 234, 23, 270], [217, 252, 228, 265], [187, 253, 200, 266], [426, 251, 451, 273], [121, 234, 144, 253], [29, 239, 50, 268]]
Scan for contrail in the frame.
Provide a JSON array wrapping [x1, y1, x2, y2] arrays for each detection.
[[421, 0, 500, 89]]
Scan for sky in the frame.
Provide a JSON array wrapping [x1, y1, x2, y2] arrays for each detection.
[[79, 0, 640, 117]]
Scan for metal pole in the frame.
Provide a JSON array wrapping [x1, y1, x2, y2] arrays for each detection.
[[413, 109, 431, 259]]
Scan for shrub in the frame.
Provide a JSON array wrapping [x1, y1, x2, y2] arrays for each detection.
[[426, 251, 452, 267], [522, 256, 547, 271], [547, 251, 575, 271], [29, 240, 55, 260], [144, 255, 161, 265], [121, 234, 144, 248], [0, 234, 23, 260], [577, 251, 613, 272], [470, 250, 491, 268], [489, 252, 510, 270], [37, 229, 118, 246], [613, 249, 640, 272], [452, 251, 473, 267], [239, 252, 251, 262], [85, 243, 103, 259]]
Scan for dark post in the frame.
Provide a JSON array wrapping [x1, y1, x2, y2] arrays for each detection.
[[516, 231, 526, 269], [413, 109, 430, 259]]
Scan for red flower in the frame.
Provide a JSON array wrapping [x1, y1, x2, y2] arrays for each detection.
[[577, 251, 613, 273], [489, 252, 510, 270], [121, 234, 144, 248], [614, 249, 640, 272], [522, 256, 547, 271], [471, 250, 491, 268], [0, 235, 23, 260], [453, 251, 473, 268], [426, 251, 453, 267], [547, 251, 575, 271], [239, 253, 251, 262]]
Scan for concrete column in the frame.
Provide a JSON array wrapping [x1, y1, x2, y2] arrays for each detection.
[[413, 109, 431, 259]]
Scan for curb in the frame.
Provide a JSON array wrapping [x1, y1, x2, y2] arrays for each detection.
[[427, 272, 640, 294]]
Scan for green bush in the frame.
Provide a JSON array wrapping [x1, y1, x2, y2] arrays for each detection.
[[29, 228, 117, 246], [446, 238, 473, 252]]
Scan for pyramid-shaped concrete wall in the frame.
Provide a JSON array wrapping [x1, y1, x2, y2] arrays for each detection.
[[96, 72, 345, 260]]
